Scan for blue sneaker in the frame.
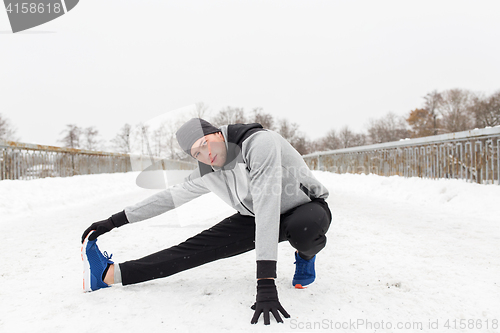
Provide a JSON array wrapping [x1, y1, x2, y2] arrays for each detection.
[[82, 231, 113, 292], [292, 252, 316, 288]]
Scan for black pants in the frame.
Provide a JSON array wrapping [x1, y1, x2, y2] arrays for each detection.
[[120, 198, 332, 285]]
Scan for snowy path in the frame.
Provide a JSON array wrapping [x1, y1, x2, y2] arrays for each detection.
[[0, 171, 499, 333]]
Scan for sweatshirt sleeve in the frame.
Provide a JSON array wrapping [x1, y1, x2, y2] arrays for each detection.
[[124, 174, 210, 223], [244, 131, 282, 279]]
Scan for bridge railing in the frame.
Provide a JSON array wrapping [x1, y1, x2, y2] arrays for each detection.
[[303, 127, 500, 185], [0, 140, 196, 181]]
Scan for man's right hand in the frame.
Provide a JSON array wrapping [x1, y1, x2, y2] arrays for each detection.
[[81, 211, 129, 243], [250, 279, 290, 325]]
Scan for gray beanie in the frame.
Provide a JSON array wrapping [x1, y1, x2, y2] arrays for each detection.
[[176, 118, 220, 156]]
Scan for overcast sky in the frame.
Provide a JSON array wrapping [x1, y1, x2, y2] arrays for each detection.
[[1, 0, 500, 147]]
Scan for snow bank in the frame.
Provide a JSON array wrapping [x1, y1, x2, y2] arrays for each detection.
[[322, 172, 500, 221]]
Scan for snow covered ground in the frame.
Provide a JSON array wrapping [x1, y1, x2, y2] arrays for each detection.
[[0, 171, 499, 333]]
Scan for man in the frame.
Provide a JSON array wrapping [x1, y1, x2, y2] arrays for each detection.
[[81, 118, 332, 325]]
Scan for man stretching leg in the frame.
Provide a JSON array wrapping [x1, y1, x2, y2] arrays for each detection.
[[81, 118, 332, 325]]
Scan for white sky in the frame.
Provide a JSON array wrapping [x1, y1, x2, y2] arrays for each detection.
[[1, 0, 500, 147]]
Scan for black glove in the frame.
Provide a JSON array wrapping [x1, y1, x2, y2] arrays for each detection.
[[250, 279, 290, 325], [81, 211, 129, 243]]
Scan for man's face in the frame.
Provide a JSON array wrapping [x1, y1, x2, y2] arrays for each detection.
[[190, 132, 227, 167]]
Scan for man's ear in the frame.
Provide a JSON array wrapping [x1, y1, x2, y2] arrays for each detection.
[[216, 132, 224, 140]]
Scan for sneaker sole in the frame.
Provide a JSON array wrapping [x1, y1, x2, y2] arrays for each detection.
[[81, 231, 94, 292], [292, 279, 315, 287]]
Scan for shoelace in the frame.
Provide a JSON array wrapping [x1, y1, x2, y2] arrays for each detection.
[[294, 260, 309, 275], [103, 251, 113, 261]]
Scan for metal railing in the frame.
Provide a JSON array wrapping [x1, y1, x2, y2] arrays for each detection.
[[303, 127, 500, 185], [0, 140, 196, 181]]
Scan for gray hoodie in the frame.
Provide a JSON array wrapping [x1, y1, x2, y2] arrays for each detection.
[[124, 124, 329, 278]]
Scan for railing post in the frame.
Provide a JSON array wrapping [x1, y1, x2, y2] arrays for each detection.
[[497, 139, 500, 185]]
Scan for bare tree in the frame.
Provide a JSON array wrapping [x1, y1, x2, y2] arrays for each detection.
[[81, 126, 102, 151], [111, 124, 132, 153], [152, 123, 169, 157], [0, 113, 18, 141], [277, 118, 299, 142], [251, 107, 276, 130], [407, 108, 436, 138], [210, 106, 246, 127], [162, 118, 189, 160], [308, 139, 323, 153], [339, 125, 356, 148], [469, 90, 500, 128], [276, 118, 310, 154], [317, 129, 341, 151], [438, 88, 474, 133], [129, 123, 153, 156], [192, 102, 211, 119], [292, 135, 310, 155], [59, 124, 81, 148], [367, 112, 409, 144], [423, 90, 443, 135], [352, 132, 368, 147]]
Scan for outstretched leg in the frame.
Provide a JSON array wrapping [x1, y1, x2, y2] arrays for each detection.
[[118, 212, 256, 285]]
